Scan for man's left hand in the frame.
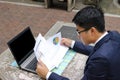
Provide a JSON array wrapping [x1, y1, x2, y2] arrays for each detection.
[[36, 60, 49, 79]]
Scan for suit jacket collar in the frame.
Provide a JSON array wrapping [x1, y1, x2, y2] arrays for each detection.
[[93, 31, 110, 52], [93, 31, 120, 52]]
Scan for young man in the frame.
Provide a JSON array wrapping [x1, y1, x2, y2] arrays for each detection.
[[36, 6, 120, 80]]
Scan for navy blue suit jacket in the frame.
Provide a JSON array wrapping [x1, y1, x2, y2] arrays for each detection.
[[48, 31, 120, 80]]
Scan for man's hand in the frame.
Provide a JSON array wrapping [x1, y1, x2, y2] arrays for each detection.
[[36, 60, 49, 79], [61, 38, 73, 47]]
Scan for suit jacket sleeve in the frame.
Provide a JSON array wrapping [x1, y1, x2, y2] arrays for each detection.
[[48, 72, 69, 80], [73, 41, 93, 55], [48, 41, 93, 80]]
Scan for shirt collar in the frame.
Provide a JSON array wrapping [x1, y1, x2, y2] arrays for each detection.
[[94, 31, 108, 46]]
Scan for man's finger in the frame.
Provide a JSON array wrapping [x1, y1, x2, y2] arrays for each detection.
[[37, 59, 46, 67]]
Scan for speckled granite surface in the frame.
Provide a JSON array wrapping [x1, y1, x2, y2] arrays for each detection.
[[0, 22, 88, 80]]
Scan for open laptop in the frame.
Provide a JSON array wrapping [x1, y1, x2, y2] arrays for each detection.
[[7, 27, 37, 73]]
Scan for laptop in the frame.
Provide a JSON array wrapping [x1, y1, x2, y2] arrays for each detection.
[[7, 27, 37, 73]]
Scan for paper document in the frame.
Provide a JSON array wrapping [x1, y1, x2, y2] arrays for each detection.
[[34, 32, 69, 70]]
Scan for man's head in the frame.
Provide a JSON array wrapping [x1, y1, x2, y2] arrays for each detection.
[[73, 6, 106, 45]]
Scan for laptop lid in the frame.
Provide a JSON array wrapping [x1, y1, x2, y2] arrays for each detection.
[[7, 27, 35, 66]]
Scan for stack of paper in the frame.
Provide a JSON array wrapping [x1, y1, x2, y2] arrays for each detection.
[[34, 32, 69, 70]]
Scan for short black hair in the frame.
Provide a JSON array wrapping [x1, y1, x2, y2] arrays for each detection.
[[72, 6, 105, 33]]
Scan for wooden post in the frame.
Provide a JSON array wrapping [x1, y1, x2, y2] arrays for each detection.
[[67, 0, 75, 11], [44, 0, 75, 11]]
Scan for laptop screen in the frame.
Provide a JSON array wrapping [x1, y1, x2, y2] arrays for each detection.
[[7, 27, 35, 65]]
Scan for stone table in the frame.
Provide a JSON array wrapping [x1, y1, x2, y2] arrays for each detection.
[[0, 21, 88, 80]]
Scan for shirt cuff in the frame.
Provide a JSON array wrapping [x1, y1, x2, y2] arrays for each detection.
[[70, 40, 75, 48], [46, 71, 52, 80]]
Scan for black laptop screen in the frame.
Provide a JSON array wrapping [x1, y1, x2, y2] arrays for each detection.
[[7, 27, 35, 65]]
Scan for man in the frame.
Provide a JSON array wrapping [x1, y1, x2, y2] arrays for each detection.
[[36, 6, 120, 80]]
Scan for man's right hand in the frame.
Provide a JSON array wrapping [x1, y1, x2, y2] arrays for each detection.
[[61, 38, 73, 47]]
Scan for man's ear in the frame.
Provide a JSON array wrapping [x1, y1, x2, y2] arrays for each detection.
[[89, 27, 98, 37], [91, 27, 96, 32], [89, 27, 98, 42]]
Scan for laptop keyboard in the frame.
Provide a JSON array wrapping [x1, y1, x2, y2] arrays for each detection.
[[25, 57, 37, 71]]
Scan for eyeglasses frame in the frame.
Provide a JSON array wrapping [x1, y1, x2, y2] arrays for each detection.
[[76, 28, 90, 35]]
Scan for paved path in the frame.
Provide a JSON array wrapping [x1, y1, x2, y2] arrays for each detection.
[[0, 1, 120, 54]]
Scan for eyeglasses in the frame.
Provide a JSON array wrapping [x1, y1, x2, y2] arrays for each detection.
[[76, 29, 89, 35]]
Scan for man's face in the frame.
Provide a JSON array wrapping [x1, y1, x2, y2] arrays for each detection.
[[76, 25, 92, 45]]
